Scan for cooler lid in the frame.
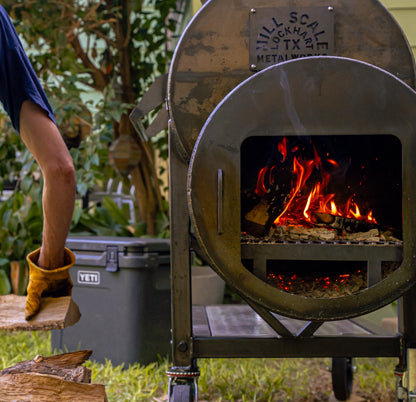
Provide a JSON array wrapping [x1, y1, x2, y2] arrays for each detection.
[[66, 236, 170, 255]]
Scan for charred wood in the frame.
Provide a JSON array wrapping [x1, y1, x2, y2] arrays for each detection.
[[311, 211, 377, 232], [243, 198, 275, 237], [242, 226, 401, 243], [242, 167, 292, 236]]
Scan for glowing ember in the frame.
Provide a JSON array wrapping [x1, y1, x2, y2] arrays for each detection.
[[267, 269, 366, 297]]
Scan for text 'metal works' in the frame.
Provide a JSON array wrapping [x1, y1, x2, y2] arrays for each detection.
[[249, 7, 334, 71]]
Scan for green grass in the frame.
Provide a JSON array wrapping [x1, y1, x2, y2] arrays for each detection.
[[0, 331, 397, 401]]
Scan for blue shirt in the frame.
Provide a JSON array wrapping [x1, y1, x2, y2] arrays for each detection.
[[0, 5, 55, 133]]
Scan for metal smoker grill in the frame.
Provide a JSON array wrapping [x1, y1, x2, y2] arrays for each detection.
[[132, 0, 416, 400]]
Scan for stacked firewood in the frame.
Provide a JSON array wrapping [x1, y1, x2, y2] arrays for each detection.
[[242, 209, 401, 244], [0, 350, 107, 401]]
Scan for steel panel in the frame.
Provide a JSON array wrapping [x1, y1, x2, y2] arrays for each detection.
[[168, 0, 416, 160], [187, 56, 416, 320]]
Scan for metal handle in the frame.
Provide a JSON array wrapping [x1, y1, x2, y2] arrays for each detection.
[[217, 169, 223, 234], [129, 73, 168, 141]]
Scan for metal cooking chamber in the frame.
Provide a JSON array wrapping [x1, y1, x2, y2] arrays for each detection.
[[132, 0, 416, 400], [188, 57, 415, 321]]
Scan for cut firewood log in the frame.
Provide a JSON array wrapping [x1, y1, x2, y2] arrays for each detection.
[[243, 194, 290, 236], [0, 351, 107, 401], [40, 350, 92, 369], [242, 163, 300, 236], [311, 211, 377, 232], [0, 295, 80, 331], [1, 351, 93, 381], [243, 198, 273, 236], [0, 373, 107, 401]]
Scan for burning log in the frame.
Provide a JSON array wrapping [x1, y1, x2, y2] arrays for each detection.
[[243, 205, 384, 242], [243, 198, 277, 237], [243, 164, 293, 236], [269, 225, 381, 242], [242, 225, 400, 243], [311, 211, 378, 233], [285, 225, 336, 242], [243, 199, 379, 239]]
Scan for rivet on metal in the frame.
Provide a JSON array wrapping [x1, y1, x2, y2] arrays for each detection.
[[250, 64, 257, 71], [328, 6, 334, 11], [250, 8, 256, 14]]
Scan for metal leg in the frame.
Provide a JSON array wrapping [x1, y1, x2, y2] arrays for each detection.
[[399, 287, 416, 345], [395, 286, 416, 401], [395, 371, 407, 401], [169, 131, 194, 368], [168, 128, 199, 401], [395, 349, 416, 401]]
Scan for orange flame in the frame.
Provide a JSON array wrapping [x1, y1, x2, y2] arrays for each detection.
[[254, 138, 377, 226], [278, 137, 288, 162]]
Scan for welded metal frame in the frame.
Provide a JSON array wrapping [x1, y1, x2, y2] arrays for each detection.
[[187, 57, 416, 322], [167, 63, 416, 400], [165, 1, 416, 399], [168, 135, 416, 397]]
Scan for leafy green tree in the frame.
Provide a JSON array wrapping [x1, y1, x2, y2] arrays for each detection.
[[0, 114, 42, 293], [2, 0, 186, 236]]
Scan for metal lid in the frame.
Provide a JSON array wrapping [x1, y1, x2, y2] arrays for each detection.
[[66, 236, 170, 254]]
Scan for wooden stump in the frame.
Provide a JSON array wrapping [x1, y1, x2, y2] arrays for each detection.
[[0, 295, 81, 331], [0, 350, 107, 401]]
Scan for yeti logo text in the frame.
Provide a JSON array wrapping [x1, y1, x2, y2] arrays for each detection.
[[78, 271, 100, 285]]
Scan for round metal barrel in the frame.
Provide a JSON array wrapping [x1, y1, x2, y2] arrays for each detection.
[[187, 56, 416, 320], [168, 0, 415, 161]]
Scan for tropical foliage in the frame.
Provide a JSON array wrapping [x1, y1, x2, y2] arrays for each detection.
[[2, 0, 185, 233], [0, 0, 188, 292]]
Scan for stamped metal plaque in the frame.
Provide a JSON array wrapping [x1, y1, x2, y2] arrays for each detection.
[[249, 6, 334, 71]]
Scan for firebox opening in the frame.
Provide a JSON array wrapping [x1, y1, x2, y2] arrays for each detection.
[[241, 134, 402, 241], [240, 134, 403, 296]]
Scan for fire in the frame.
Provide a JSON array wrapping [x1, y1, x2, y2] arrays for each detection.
[[255, 167, 269, 196], [254, 137, 377, 226], [277, 137, 288, 162], [267, 270, 363, 295]]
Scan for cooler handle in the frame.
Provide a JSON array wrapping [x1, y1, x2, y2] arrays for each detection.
[[106, 246, 119, 272]]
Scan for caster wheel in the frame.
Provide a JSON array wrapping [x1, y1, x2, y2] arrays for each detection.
[[167, 367, 199, 402], [332, 357, 354, 401], [170, 383, 194, 402], [395, 374, 407, 402]]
